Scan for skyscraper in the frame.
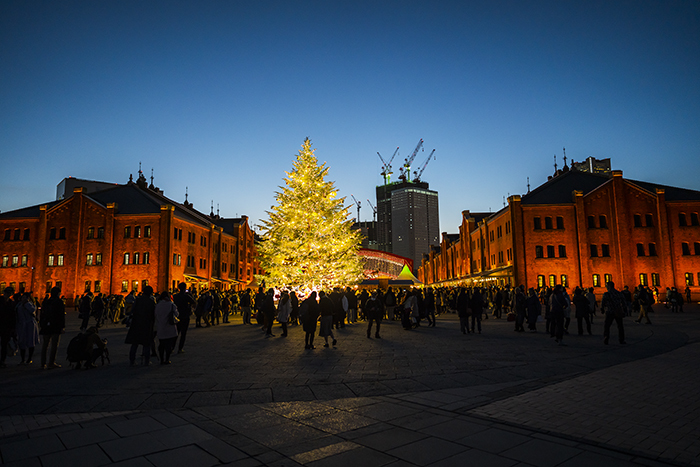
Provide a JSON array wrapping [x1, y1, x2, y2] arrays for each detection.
[[376, 180, 439, 273]]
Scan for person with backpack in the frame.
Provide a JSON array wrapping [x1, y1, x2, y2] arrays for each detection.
[[365, 290, 383, 338], [634, 285, 653, 325], [40, 286, 65, 369], [125, 285, 156, 366], [601, 281, 626, 345]]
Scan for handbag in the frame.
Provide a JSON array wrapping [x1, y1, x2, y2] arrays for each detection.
[[168, 309, 180, 325]]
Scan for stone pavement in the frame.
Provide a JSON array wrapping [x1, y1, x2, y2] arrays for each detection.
[[0, 305, 698, 466]]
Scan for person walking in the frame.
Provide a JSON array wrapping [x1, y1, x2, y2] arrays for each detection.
[[470, 287, 484, 334], [364, 290, 383, 338], [573, 287, 592, 335], [78, 291, 93, 331], [39, 286, 65, 369], [513, 286, 526, 332], [525, 287, 541, 332], [277, 291, 291, 337], [240, 289, 252, 324], [125, 285, 156, 366], [550, 285, 567, 345], [15, 293, 40, 365], [601, 281, 626, 345], [456, 288, 471, 334], [634, 285, 652, 325], [0, 287, 16, 369], [173, 283, 195, 354], [154, 291, 179, 365], [301, 291, 319, 349], [263, 288, 276, 338], [318, 291, 337, 347]]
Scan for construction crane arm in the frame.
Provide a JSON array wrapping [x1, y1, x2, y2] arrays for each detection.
[[414, 149, 435, 182]]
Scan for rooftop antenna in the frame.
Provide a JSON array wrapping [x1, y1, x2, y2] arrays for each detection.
[[139, 162, 142, 174], [210, 200, 214, 217], [554, 154, 558, 173], [217, 203, 220, 217], [503, 195, 506, 207], [562, 147, 567, 167], [150, 168, 154, 187], [185, 186, 188, 202], [527, 177, 531, 193]]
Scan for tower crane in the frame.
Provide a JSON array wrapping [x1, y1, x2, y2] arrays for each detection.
[[413, 149, 436, 182], [399, 139, 424, 182], [377, 147, 399, 185], [350, 194, 361, 222], [366, 199, 377, 223]]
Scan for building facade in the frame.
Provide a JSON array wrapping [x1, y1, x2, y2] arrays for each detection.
[[0, 173, 260, 302], [418, 168, 700, 300], [376, 180, 439, 273]]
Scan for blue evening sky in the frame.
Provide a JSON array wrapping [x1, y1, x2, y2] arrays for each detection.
[[1, 1, 699, 234]]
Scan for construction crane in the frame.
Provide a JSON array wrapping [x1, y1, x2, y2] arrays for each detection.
[[413, 149, 436, 182], [399, 139, 424, 182], [377, 147, 399, 185], [350, 194, 361, 222], [366, 199, 377, 223]]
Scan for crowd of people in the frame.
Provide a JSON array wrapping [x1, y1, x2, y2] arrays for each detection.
[[0, 280, 693, 369]]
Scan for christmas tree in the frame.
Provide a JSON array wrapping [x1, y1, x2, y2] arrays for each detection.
[[257, 138, 364, 289]]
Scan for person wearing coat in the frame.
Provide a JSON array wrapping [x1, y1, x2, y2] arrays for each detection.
[[277, 291, 292, 337], [525, 288, 541, 332], [263, 289, 276, 338], [125, 286, 156, 366], [573, 287, 592, 335], [456, 288, 471, 334], [154, 291, 179, 365], [301, 291, 319, 349], [16, 293, 40, 365], [40, 286, 66, 369]]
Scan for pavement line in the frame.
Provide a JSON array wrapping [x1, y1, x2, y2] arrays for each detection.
[[290, 440, 361, 464]]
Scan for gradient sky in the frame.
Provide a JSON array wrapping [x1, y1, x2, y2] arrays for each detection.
[[2, 1, 699, 235]]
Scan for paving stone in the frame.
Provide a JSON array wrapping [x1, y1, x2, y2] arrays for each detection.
[[353, 426, 428, 450], [418, 417, 488, 441], [348, 401, 421, 422], [558, 450, 646, 467], [100, 433, 169, 462], [110, 458, 155, 467], [455, 427, 530, 453], [243, 420, 325, 448], [500, 438, 582, 467], [0, 433, 65, 462], [146, 444, 219, 467], [197, 437, 249, 463], [427, 448, 518, 467], [386, 436, 468, 466], [306, 445, 395, 467], [40, 443, 112, 467], [59, 424, 119, 448], [157, 424, 215, 449], [108, 417, 167, 437], [185, 391, 232, 408]]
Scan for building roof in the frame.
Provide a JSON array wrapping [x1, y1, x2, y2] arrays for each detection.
[[627, 179, 700, 201], [521, 169, 611, 205], [0, 200, 62, 219]]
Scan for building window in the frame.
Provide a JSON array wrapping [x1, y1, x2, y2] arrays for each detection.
[[57, 254, 64, 266], [604, 273, 613, 285], [634, 214, 642, 227], [592, 274, 601, 287], [55, 280, 62, 291], [599, 215, 607, 228], [1, 255, 7, 267], [691, 213, 699, 226], [3, 229, 10, 241], [143, 252, 150, 264], [145, 226, 151, 238], [59, 228, 66, 239], [695, 242, 700, 255], [601, 244, 610, 257], [96, 253, 102, 265], [132, 280, 139, 292], [48, 254, 54, 266], [560, 275, 568, 288], [639, 273, 648, 286], [174, 227, 178, 239], [142, 280, 149, 290], [651, 273, 660, 287], [121, 280, 128, 293], [537, 275, 545, 288], [645, 213, 654, 227], [87, 227, 95, 239], [23, 229, 30, 240], [535, 246, 543, 258], [49, 228, 56, 240], [546, 245, 555, 258], [13, 229, 20, 241], [534, 217, 541, 230], [679, 213, 687, 226], [95, 280, 101, 293], [590, 244, 598, 258], [637, 243, 645, 256], [86, 253, 93, 266], [556, 216, 564, 229], [124, 253, 130, 265], [549, 275, 556, 287], [506, 221, 511, 234], [125, 226, 131, 238], [685, 273, 695, 286], [179, 229, 183, 241], [134, 252, 140, 265], [97, 227, 105, 239], [545, 217, 553, 229], [682, 242, 690, 255], [173, 254, 178, 265], [11, 255, 18, 267], [84, 281, 91, 292], [558, 245, 567, 258], [46, 281, 52, 293], [135, 226, 141, 238], [648, 243, 657, 256], [588, 216, 596, 229], [21, 255, 28, 267]]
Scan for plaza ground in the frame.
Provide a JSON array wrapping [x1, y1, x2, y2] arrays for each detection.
[[0, 304, 698, 466]]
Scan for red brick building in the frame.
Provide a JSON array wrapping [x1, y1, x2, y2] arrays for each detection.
[[0, 173, 260, 302], [418, 168, 700, 299]]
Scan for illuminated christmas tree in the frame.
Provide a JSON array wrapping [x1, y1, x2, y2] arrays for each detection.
[[257, 138, 364, 289]]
